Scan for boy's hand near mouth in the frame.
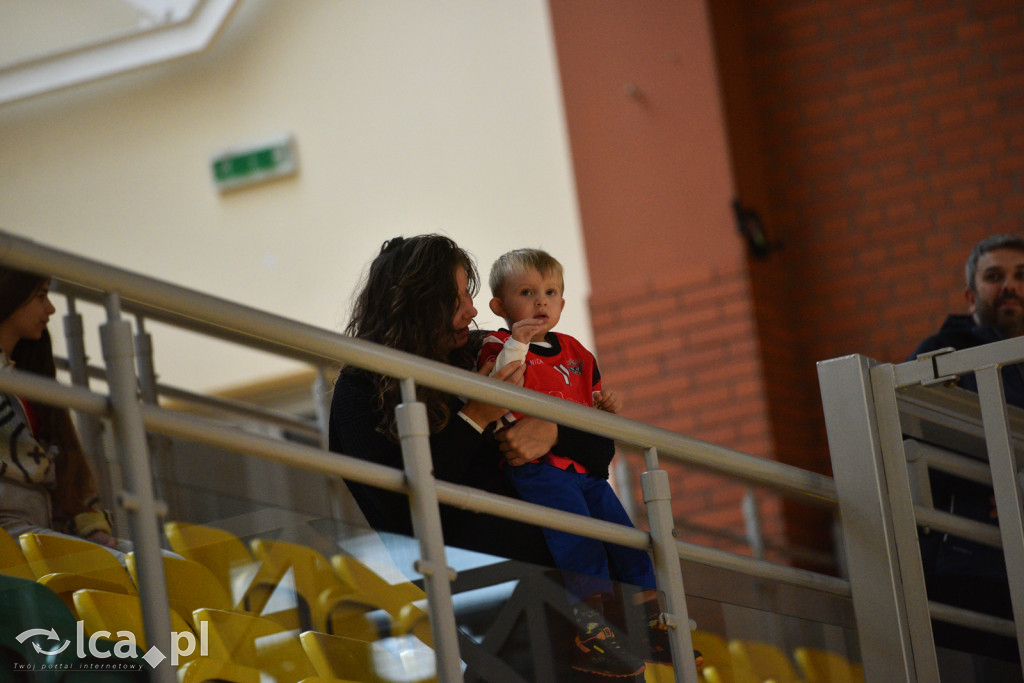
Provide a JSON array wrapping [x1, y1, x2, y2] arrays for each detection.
[[510, 316, 550, 344]]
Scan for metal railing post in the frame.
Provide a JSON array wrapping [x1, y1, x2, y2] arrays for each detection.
[[641, 447, 698, 683], [134, 314, 174, 504], [315, 365, 364, 524], [99, 293, 175, 683], [613, 450, 637, 522], [61, 296, 114, 508], [974, 365, 1024, 667], [868, 364, 939, 680], [742, 487, 765, 560], [395, 378, 463, 682], [817, 355, 917, 681], [133, 315, 158, 406], [313, 366, 331, 449]]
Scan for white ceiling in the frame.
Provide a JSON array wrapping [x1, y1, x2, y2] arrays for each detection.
[[0, 0, 235, 104]]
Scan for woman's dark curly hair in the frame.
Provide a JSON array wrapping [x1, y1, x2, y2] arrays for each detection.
[[344, 234, 479, 437]]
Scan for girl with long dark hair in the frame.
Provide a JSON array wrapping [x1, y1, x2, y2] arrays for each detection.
[[0, 266, 115, 547]]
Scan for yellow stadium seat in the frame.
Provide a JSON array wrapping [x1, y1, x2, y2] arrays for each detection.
[[72, 589, 196, 665], [194, 606, 318, 683], [702, 668, 727, 683], [300, 630, 376, 682], [794, 647, 864, 683], [691, 631, 730, 680], [300, 629, 436, 683], [164, 521, 259, 609], [248, 538, 346, 631], [177, 659, 263, 683], [248, 538, 382, 640], [645, 661, 676, 682], [177, 656, 361, 683], [331, 553, 431, 645], [330, 553, 425, 604], [0, 527, 33, 580], [125, 551, 235, 631], [690, 630, 760, 683], [19, 532, 136, 612], [730, 639, 802, 683]]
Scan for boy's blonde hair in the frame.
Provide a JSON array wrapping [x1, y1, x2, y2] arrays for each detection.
[[489, 248, 564, 298]]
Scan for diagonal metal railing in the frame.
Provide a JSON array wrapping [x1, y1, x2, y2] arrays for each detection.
[[0, 229, 846, 682], [819, 345, 1024, 681]]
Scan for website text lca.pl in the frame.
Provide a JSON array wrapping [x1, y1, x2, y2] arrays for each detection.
[[16, 619, 208, 667]]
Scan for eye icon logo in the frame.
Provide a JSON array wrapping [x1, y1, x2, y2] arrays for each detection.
[[15, 628, 70, 656]]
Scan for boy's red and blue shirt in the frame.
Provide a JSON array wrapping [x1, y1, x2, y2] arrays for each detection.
[[477, 330, 601, 473]]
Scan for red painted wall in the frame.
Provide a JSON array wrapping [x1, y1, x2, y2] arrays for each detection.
[[547, 1, 742, 282], [548, 0, 789, 560], [718, 0, 1024, 362], [550, 0, 1024, 565], [710, 0, 1024, 551]]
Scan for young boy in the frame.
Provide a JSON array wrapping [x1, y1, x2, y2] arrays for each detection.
[[480, 248, 685, 676]]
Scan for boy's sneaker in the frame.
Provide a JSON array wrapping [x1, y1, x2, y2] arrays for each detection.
[[572, 601, 646, 678]]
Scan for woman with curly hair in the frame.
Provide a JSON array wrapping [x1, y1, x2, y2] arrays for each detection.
[[329, 234, 615, 563]]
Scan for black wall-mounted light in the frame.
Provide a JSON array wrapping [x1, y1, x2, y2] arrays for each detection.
[[732, 199, 782, 260]]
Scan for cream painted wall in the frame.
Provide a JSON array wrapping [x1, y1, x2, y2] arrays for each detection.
[[0, 0, 594, 393]]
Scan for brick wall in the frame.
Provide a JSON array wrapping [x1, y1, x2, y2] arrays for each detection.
[[741, 0, 1024, 365], [708, 0, 1024, 555], [592, 264, 770, 455], [549, 0, 810, 564], [551, 0, 1023, 565], [592, 262, 790, 556]]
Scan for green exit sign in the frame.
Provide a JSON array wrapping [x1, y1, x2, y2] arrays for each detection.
[[211, 135, 298, 191]]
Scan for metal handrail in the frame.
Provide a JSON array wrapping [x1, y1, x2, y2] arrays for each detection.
[[53, 356, 322, 438], [61, 274, 833, 564], [0, 229, 851, 683], [0, 366, 851, 599], [0, 230, 837, 507]]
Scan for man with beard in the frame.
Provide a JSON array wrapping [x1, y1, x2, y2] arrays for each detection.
[[908, 233, 1023, 671], [912, 233, 1024, 402]]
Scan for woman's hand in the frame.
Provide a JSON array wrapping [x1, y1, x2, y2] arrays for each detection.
[[87, 530, 118, 548], [496, 416, 558, 466], [459, 360, 525, 429]]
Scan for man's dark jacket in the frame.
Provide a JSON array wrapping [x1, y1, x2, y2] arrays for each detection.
[[909, 314, 1017, 657], [910, 313, 1024, 405]]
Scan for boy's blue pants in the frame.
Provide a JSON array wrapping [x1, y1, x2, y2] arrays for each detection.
[[505, 462, 657, 599]]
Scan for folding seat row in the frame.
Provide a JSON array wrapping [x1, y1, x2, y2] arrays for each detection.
[[164, 521, 431, 643], [3, 523, 872, 683], [76, 586, 435, 681], [178, 611, 433, 683], [682, 630, 864, 683], [0, 523, 438, 682], [0, 521, 34, 580], [792, 648, 865, 683], [1, 570, 425, 683], [0, 521, 426, 643]]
